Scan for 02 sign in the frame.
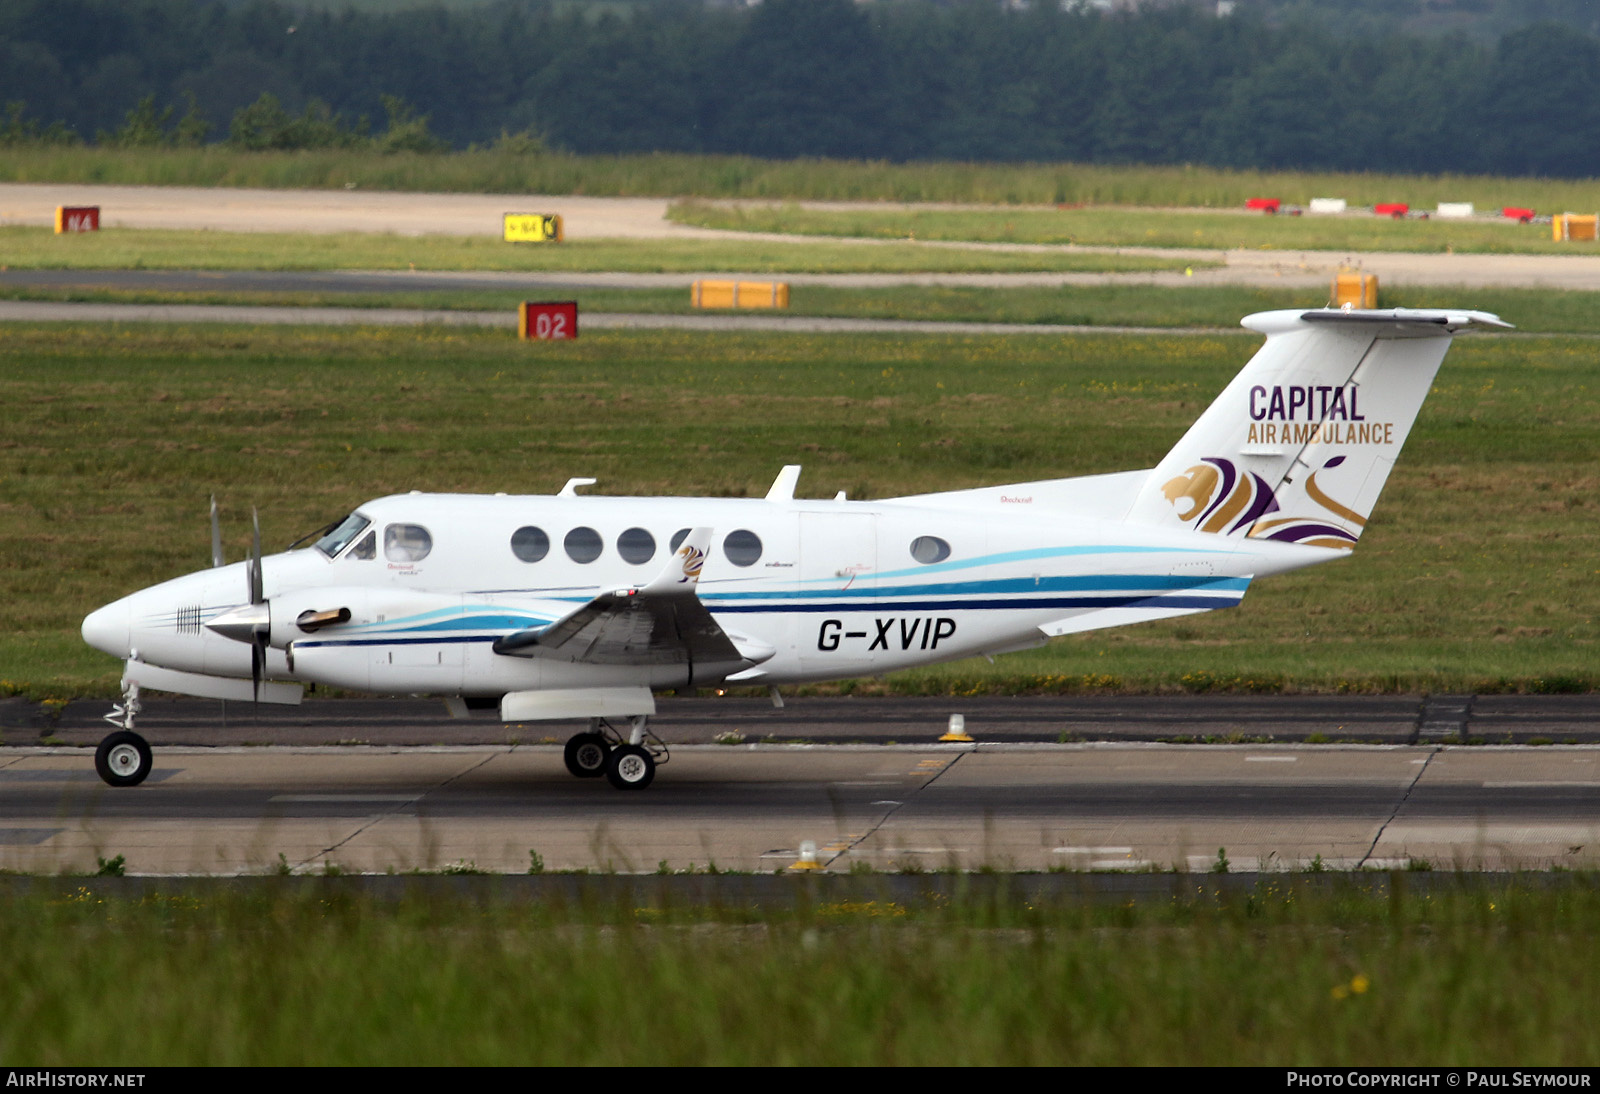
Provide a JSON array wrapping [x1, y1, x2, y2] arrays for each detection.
[[518, 301, 578, 341]]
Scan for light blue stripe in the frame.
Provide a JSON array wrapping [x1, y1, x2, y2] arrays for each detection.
[[811, 544, 1214, 585]]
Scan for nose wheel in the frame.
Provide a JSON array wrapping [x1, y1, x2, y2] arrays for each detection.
[[96, 678, 153, 787], [95, 730, 153, 788]]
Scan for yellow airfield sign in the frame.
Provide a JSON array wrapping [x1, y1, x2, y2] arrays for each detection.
[[503, 213, 564, 243]]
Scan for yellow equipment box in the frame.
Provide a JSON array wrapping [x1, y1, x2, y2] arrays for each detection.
[[503, 213, 563, 243], [1331, 269, 1378, 309], [691, 280, 789, 309], [1554, 213, 1598, 241]]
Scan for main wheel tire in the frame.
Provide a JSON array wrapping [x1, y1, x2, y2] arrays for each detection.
[[95, 730, 152, 788], [604, 744, 655, 790], [563, 732, 610, 778]]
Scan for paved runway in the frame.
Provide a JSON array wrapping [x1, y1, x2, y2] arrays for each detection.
[[3, 740, 1598, 876], [3, 695, 1597, 877], [11, 693, 1600, 749]]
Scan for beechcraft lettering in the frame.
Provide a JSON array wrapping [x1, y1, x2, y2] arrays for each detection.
[[80, 308, 1510, 791]]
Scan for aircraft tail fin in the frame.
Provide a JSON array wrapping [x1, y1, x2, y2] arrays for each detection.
[[1125, 308, 1509, 549]]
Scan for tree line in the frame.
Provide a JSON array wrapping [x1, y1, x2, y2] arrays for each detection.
[[1, 0, 1598, 178]]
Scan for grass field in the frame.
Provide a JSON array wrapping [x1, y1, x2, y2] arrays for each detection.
[[4, 876, 1599, 1065], [0, 225, 1189, 274], [1, 322, 1592, 700], [671, 199, 1593, 255], [6, 281, 1600, 335], [4, 145, 1595, 211]]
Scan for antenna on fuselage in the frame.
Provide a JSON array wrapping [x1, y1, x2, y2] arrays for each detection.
[[558, 477, 596, 497], [765, 465, 801, 502]]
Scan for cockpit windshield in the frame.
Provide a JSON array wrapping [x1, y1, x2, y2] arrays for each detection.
[[314, 513, 371, 558]]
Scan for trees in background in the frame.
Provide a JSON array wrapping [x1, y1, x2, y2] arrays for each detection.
[[0, 0, 1596, 178]]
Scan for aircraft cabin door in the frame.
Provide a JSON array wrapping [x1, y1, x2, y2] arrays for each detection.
[[798, 511, 878, 675]]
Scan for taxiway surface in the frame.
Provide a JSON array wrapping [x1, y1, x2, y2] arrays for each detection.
[[6, 183, 1600, 291]]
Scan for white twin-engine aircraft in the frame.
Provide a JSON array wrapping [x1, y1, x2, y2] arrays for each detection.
[[81, 308, 1507, 789]]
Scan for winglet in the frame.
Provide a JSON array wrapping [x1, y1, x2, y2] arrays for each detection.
[[641, 527, 713, 594], [766, 465, 802, 502]]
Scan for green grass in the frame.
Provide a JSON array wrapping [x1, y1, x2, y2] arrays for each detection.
[[671, 199, 1591, 255], [4, 145, 1597, 210], [3, 877, 1599, 1065], [0, 225, 1188, 274], [4, 281, 1598, 335], [0, 322, 1592, 699]]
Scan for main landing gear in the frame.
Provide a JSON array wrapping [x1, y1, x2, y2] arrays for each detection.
[[562, 716, 667, 791], [95, 680, 154, 788]]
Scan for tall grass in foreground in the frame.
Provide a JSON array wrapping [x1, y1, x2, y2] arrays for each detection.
[[2, 146, 1596, 210], [3, 877, 1597, 1065]]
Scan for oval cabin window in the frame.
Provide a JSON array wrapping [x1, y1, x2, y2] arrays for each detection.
[[564, 526, 603, 564], [910, 536, 951, 564], [617, 527, 656, 565], [384, 524, 433, 563], [510, 526, 549, 563], [723, 529, 763, 567]]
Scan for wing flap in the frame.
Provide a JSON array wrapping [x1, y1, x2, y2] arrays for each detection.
[[491, 528, 761, 668]]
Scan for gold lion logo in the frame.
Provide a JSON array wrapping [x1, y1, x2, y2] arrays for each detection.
[[1161, 464, 1220, 522]]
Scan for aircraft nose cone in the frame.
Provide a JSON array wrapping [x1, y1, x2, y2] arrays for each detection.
[[82, 600, 131, 658]]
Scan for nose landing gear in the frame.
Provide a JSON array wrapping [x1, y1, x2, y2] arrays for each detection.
[[96, 680, 153, 787]]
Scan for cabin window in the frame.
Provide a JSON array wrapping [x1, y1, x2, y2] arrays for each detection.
[[315, 513, 369, 558], [511, 526, 549, 563], [669, 528, 690, 552], [723, 529, 762, 567], [910, 536, 951, 564], [384, 523, 433, 563], [346, 530, 376, 561], [618, 527, 656, 565], [564, 526, 603, 564]]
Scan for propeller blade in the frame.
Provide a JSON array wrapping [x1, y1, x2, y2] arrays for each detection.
[[250, 633, 265, 703], [248, 508, 264, 605], [210, 496, 224, 569]]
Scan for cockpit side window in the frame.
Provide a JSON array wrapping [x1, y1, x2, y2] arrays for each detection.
[[384, 523, 433, 563], [346, 530, 377, 560], [315, 513, 370, 559]]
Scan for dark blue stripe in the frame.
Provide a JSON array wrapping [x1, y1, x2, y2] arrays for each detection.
[[703, 574, 1249, 603], [710, 594, 1241, 614], [297, 635, 494, 650]]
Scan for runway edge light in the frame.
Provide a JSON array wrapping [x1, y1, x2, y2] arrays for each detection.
[[789, 840, 822, 871], [940, 713, 973, 742]]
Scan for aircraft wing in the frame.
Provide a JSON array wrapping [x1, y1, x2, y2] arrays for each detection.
[[491, 528, 745, 667]]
